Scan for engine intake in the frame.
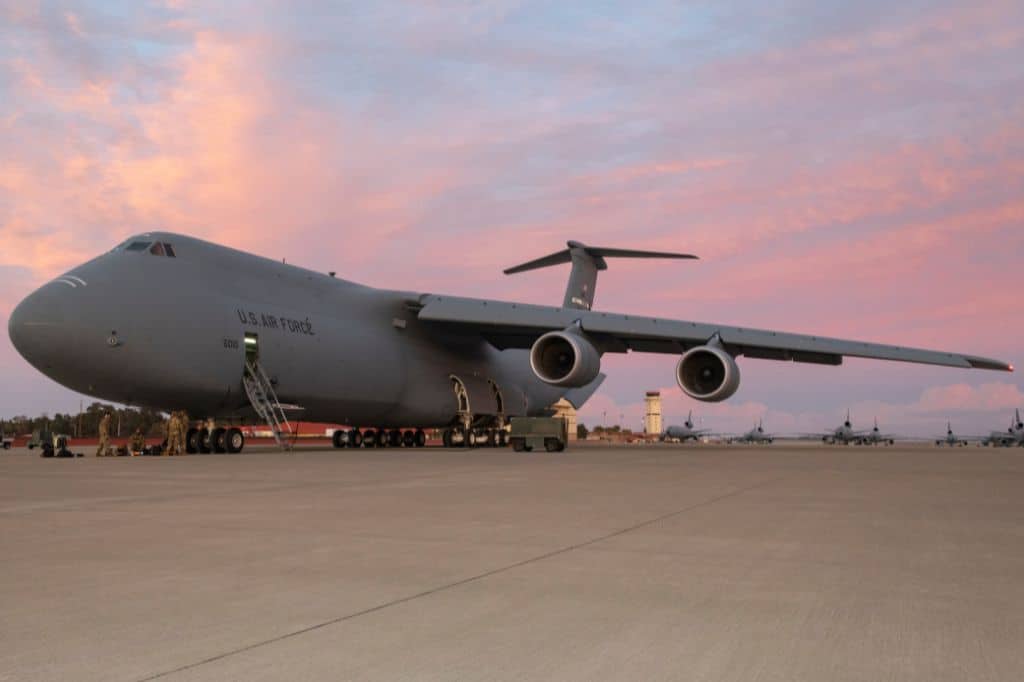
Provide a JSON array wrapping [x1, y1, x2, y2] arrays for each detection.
[[676, 345, 740, 402], [530, 330, 601, 387]]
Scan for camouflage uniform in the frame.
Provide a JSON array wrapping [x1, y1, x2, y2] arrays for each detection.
[[164, 412, 179, 456], [96, 413, 111, 457], [177, 411, 190, 455], [129, 428, 146, 456]]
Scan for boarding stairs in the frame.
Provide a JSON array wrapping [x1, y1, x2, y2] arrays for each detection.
[[243, 360, 293, 450]]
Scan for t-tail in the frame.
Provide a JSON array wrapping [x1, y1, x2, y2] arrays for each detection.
[[504, 240, 697, 310]]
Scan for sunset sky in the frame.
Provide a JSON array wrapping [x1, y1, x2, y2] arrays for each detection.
[[1, 1, 1022, 436]]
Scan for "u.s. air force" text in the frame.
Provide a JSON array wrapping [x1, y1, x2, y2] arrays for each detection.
[[236, 309, 316, 336]]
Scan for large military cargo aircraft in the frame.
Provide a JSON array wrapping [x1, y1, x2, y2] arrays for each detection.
[[7, 234, 1013, 453]]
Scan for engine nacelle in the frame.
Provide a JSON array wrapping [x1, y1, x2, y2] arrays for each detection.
[[529, 330, 601, 388], [675, 345, 741, 402]]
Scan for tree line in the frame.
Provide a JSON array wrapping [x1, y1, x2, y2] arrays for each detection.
[[2, 403, 168, 438]]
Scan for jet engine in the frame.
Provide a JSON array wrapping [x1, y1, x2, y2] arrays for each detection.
[[529, 329, 601, 387], [675, 345, 741, 402]]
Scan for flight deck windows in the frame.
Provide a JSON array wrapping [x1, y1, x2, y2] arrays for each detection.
[[125, 241, 151, 252], [149, 242, 166, 256], [163, 243, 176, 258]]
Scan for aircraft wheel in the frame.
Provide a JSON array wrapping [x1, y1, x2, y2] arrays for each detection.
[[544, 438, 561, 453], [362, 429, 377, 448], [511, 437, 526, 452], [388, 429, 402, 447], [467, 430, 478, 448], [348, 429, 362, 448], [415, 429, 426, 447], [402, 430, 415, 447], [450, 426, 466, 448], [226, 428, 245, 453], [377, 428, 391, 448], [186, 428, 199, 454], [212, 427, 227, 453], [497, 430, 508, 447], [197, 428, 211, 453], [442, 429, 451, 447], [332, 430, 345, 449]]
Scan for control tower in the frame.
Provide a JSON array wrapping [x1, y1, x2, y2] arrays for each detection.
[[644, 391, 662, 436]]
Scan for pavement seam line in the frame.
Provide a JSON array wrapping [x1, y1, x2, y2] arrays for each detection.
[[139, 475, 782, 681]]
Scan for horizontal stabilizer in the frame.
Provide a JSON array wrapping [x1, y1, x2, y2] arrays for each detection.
[[504, 240, 697, 310], [503, 241, 697, 274]]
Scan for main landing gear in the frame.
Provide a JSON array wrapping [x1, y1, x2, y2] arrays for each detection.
[[185, 425, 246, 454], [332, 428, 427, 449], [442, 426, 507, 449]]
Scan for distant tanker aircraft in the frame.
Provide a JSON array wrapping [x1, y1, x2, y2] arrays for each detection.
[[982, 409, 1024, 447], [661, 411, 711, 442], [728, 419, 774, 445], [7, 235, 1013, 453]]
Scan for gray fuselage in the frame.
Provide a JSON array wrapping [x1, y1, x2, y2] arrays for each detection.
[[8, 233, 567, 427]]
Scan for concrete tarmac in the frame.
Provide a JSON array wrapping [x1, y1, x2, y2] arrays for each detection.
[[2, 443, 1023, 681]]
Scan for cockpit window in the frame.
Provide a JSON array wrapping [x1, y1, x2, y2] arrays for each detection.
[[126, 241, 152, 252], [149, 242, 166, 256], [163, 243, 176, 258]]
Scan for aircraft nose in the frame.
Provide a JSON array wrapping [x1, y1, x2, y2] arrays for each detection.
[[8, 282, 76, 370]]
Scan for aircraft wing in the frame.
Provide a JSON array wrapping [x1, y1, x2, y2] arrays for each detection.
[[414, 295, 1012, 371]]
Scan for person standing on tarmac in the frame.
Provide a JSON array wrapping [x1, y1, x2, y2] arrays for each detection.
[[177, 411, 190, 455], [164, 412, 179, 456], [96, 411, 112, 457]]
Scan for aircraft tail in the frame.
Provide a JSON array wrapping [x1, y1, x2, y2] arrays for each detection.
[[504, 241, 697, 310]]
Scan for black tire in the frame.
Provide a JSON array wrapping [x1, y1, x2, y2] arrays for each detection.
[[332, 429, 345, 448], [497, 430, 508, 447], [185, 428, 199, 454], [467, 430, 478, 448], [442, 429, 452, 448], [377, 429, 390, 448], [415, 430, 426, 448], [512, 438, 526, 453], [544, 438, 561, 453], [363, 429, 377, 448], [226, 428, 245, 453], [388, 429, 402, 447], [197, 428, 211, 454], [28, 444, 35, 450], [349, 429, 362, 448], [41, 444, 54, 458], [212, 427, 227, 453], [402, 430, 415, 447]]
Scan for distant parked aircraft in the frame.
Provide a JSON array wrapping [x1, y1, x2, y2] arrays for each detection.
[[812, 410, 865, 445], [935, 422, 971, 447], [661, 411, 711, 442], [855, 418, 897, 446], [982, 409, 1024, 447], [729, 419, 774, 444]]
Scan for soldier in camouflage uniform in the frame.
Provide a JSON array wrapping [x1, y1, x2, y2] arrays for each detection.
[[164, 412, 179, 456], [129, 428, 146, 456], [96, 412, 112, 457], [177, 411, 190, 455]]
